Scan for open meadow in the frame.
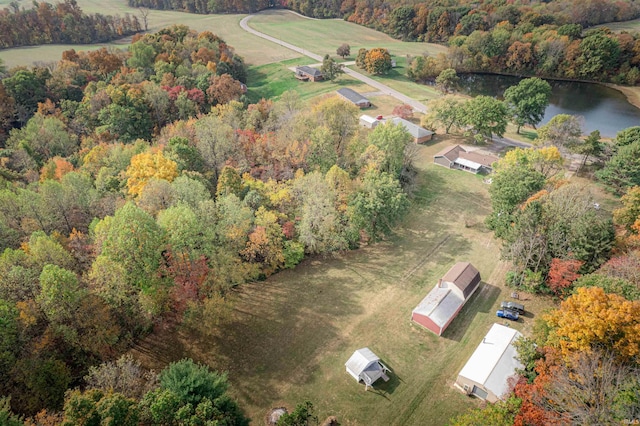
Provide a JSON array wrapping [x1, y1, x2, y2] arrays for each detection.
[[0, 3, 301, 68], [131, 138, 557, 425], [249, 9, 448, 60]]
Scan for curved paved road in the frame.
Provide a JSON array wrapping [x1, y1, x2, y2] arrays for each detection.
[[239, 14, 428, 113]]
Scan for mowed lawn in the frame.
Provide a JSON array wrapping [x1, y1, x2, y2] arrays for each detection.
[[0, 3, 300, 68], [250, 9, 448, 59], [131, 138, 555, 425]]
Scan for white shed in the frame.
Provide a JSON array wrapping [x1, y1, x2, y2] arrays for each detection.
[[455, 323, 523, 402], [345, 347, 391, 390]]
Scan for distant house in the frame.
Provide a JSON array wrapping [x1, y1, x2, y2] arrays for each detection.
[[337, 88, 371, 108], [295, 66, 323, 82], [434, 145, 498, 174], [390, 117, 434, 144], [360, 114, 383, 129], [345, 347, 391, 390], [411, 262, 481, 336], [455, 323, 523, 402]]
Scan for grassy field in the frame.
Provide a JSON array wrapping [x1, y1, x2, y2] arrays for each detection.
[[0, 4, 300, 68], [594, 18, 640, 32], [250, 9, 448, 59], [130, 138, 557, 425]]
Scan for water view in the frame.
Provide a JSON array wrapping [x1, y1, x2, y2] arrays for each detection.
[[458, 74, 640, 137]]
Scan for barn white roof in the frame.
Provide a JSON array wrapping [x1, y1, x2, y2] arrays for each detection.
[[412, 286, 464, 328], [454, 157, 483, 171], [458, 323, 523, 399]]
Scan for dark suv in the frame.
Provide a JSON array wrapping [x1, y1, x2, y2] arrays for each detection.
[[501, 301, 525, 314]]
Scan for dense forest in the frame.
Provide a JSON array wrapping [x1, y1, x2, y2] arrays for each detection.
[[0, 25, 413, 419], [0, 0, 141, 49]]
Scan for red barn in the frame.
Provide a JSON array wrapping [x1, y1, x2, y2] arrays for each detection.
[[411, 262, 481, 336]]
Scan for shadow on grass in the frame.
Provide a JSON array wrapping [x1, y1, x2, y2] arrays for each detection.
[[441, 282, 502, 342], [206, 254, 365, 408]]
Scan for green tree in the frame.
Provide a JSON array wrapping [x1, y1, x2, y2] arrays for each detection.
[[277, 401, 318, 426], [95, 202, 166, 292], [367, 122, 413, 177], [2, 69, 48, 120], [614, 126, 640, 147], [216, 166, 244, 198], [503, 77, 552, 133], [0, 397, 23, 426], [0, 300, 19, 386], [7, 113, 78, 166], [573, 273, 640, 301], [63, 389, 139, 426], [355, 48, 367, 69], [127, 41, 156, 73], [596, 140, 640, 194], [577, 33, 621, 79], [426, 96, 465, 134], [569, 213, 614, 273], [348, 171, 409, 241], [320, 54, 343, 81], [139, 359, 247, 426], [574, 130, 604, 171], [448, 395, 521, 426], [435, 68, 459, 94], [463, 95, 508, 142], [536, 114, 583, 149], [389, 6, 416, 40]]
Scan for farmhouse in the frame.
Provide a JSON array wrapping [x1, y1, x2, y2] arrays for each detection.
[[295, 66, 323, 82], [434, 145, 498, 174], [337, 88, 371, 108], [345, 347, 391, 390], [411, 262, 481, 336], [390, 117, 434, 143], [455, 323, 523, 402], [359, 114, 383, 129]]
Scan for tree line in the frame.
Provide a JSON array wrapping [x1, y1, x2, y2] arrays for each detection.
[[0, 0, 141, 49], [0, 25, 414, 417], [127, 0, 271, 14]]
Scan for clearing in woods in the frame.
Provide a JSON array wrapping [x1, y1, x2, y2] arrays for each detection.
[[131, 138, 557, 425]]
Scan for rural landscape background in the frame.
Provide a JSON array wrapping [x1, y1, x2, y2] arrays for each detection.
[[1, 0, 640, 424]]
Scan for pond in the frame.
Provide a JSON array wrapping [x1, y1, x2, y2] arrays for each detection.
[[457, 74, 640, 138]]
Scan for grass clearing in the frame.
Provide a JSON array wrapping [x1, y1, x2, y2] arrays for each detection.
[[0, 4, 300, 68], [131, 137, 557, 425], [250, 9, 448, 59], [594, 18, 640, 32]]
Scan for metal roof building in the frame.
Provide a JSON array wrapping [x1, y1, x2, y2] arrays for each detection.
[[455, 323, 523, 402], [411, 262, 481, 336]]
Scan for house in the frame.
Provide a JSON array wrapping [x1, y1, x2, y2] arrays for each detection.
[[295, 66, 323, 82], [434, 145, 498, 174], [411, 262, 481, 336], [345, 347, 391, 390], [337, 88, 371, 108], [390, 117, 434, 143], [359, 114, 383, 129], [455, 323, 523, 402]]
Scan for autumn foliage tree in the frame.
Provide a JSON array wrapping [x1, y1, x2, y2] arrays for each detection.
[[547, 258, 583, 296], [126, 150, 179, 196], [363, 48, 392, 74]]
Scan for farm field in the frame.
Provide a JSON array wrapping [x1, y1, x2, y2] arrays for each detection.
[[131, 138, 557, 425], [594, 17, 640, 32], [249, 9, 448, 60]]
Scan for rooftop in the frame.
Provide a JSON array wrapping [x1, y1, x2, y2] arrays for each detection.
[[458, 323, 523, 399], [296, 66, 322, 77], [345, 347, 380, 376], [412, 285, 465, 328], [337, 88, 369, 104], [391, 117, 434, 139]]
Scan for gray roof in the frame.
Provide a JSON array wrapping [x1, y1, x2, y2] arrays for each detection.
[[434, 145, 498, 169], [458, 324, 523, 399], [391, 117, 434, 139], [345, 347, 380, 376], [296, 66, 322, 77], [412, 285, 465, 328], [337, 88, 369, 104]]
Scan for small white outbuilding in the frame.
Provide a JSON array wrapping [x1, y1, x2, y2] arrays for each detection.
[[345, 347, 391, 390]]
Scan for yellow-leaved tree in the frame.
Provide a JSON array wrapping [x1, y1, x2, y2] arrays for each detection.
[[544, 286, 640, 361], [126, 150, 178, 197]]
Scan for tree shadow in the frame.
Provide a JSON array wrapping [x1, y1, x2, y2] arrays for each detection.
[[441, 282, 502, 342]]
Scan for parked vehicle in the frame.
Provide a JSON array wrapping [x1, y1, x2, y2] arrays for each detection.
[[500, 301, 525, 314], [496, 309, 519, 321]]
